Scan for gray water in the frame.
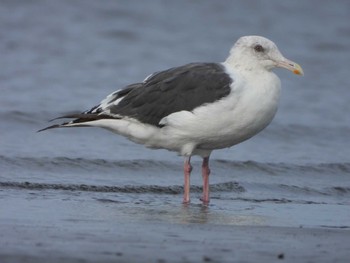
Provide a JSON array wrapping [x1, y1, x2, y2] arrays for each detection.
[[1, 1, 350, 262]]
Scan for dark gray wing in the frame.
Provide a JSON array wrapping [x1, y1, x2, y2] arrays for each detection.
[[108, 63, 232, 127], [39, 63, 233, 131]]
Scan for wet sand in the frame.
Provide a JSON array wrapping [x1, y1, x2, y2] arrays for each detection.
[[1, 189, 349, 263]]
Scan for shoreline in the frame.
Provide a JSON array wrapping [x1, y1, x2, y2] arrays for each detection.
[[1, 189, 349, 263]]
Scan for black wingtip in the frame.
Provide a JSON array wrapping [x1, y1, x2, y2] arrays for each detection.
[[48, 113, 82, 122], [37, 113, 117, 133], [40, 113, 83, 131], [37, 124, 62, 133]]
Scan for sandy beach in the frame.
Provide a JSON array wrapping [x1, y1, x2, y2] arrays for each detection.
[[1, 187, 349, 263]]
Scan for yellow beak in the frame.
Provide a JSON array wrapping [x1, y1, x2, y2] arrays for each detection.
[[277, 59, 304, 75]]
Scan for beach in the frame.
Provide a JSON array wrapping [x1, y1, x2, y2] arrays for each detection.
[[1, 186, 350, 263]]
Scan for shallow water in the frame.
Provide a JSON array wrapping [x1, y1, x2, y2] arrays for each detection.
[[1, 0, 350, 262]]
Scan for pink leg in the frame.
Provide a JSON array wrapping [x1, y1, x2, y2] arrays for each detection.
[[183, 156, 192, 204], [201, 156, 211, 204]]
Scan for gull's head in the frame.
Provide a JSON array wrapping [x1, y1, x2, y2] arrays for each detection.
[[226, 35, 303, 75]]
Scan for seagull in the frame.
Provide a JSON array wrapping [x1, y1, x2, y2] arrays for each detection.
[[39, 36, 303, 204]]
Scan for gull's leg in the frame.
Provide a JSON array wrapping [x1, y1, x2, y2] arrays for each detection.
[[201, 156, 211, 204], [183, 156, 192, 204]]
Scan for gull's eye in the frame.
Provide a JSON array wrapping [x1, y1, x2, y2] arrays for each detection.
[[254, 44, 265, 53]]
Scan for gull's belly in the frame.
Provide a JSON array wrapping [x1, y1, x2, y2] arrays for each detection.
[[197, 99, 279, 150]]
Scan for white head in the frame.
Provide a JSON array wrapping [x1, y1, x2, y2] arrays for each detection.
[[225, 35, 303, 75]]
